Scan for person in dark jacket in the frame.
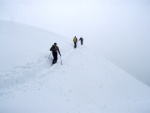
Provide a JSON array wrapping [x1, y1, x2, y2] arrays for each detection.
[[79, 37, 83, 45], [73, 36, 78, 48], [50, 43, 61, 64]]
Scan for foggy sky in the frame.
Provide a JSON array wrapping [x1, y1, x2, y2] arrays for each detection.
[[0, 0, 150, 86]]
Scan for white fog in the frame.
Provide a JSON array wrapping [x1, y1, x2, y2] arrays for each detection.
[[0, 0, 150, 86]]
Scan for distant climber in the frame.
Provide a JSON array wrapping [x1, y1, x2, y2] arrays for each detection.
[[79, 37, 83, 45], [50, 43, 61, 65], [73, 36, 78, 48]]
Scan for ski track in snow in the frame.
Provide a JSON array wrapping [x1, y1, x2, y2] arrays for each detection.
[[0, 43, 74, 95], [1, 20, 150, 113], [0, 43, 150, 113]]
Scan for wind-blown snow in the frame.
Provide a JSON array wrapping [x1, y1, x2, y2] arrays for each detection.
[[0, 20, 150, 113]]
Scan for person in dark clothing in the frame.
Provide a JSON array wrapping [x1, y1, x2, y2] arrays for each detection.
[[50, 43, 61, 64], [79, 37, 83, 45], [73, 36, 78, 48]]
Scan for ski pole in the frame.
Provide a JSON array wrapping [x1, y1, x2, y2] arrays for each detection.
[[50, 52, 53, 61], [60, 56, 63, 65]]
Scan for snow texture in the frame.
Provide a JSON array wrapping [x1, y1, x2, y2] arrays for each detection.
[[0, 20, 150, 113]]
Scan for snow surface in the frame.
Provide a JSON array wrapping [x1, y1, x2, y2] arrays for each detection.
[[0, 20, 150, 113]]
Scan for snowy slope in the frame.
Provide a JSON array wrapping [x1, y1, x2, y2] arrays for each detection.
[[0, 20, 70, 70], [0, 19, 70, 90], [0, 20, 150, 113]]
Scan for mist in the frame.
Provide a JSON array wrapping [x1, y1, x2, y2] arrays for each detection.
[[0, 0, 150, 86]]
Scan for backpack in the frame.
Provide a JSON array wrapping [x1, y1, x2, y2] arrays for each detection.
[[50, 45, 56, 51], [73, 37, 77, 42]]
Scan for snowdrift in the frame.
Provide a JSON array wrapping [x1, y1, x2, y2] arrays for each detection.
[[0, 19, 70, 90], [0, 20, 150, 113]]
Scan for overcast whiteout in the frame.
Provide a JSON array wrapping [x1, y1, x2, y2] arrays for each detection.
[[0, 0, 150, 113]]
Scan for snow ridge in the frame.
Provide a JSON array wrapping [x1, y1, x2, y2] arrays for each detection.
[[0, 20, 150, 113]]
